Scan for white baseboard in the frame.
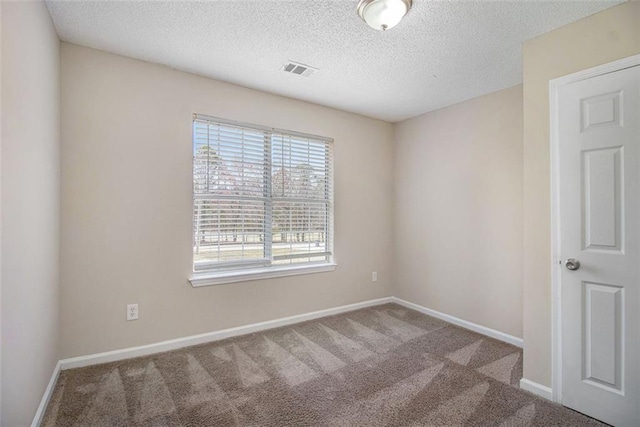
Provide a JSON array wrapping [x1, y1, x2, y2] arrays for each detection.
[[391, 297, 524, 348], [59, 297, 394, 370], [60, 296, 525, 371], [520, 378, 553, 401], [31, 361, 61, 427]]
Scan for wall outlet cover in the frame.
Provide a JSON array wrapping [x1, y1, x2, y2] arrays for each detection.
[[127, 303, 139, 321]]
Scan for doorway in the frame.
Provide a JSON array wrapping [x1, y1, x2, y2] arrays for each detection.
[[551, 55, 640, 426]]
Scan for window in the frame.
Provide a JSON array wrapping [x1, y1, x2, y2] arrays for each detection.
[[191, 114, 334, 285]]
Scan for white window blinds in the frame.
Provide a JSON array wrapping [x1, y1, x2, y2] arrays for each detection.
[[193, 115, 333, 273]]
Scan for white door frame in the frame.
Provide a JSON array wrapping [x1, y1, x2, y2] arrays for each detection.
[[550, 53, 640, 405]]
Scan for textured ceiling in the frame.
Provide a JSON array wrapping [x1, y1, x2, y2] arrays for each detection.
[[46, 0, 623, 122]]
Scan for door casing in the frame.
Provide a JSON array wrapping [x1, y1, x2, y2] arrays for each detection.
[[549, 53, 640, 405]]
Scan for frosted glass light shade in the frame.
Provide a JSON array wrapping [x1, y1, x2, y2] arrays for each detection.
[[357, 0, 412, 31]]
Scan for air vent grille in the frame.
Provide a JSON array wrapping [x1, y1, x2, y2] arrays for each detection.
[[282, 61, 318, 77]]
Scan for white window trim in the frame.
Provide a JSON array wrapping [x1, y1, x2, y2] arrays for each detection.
[[189, 262, 337, 287], [191, 113, 335, 286]]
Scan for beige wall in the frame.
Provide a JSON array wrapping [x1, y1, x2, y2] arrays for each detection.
[[59, 43, 394, 358], [1, 2, 60, 425], [393, 85, 524, 339], [522, 1, 640, 387]]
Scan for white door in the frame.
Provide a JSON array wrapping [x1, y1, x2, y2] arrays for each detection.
[[559, 64, 640, 426]]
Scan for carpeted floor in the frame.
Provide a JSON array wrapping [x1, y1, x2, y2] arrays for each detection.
[[42, 303, 603, 426]]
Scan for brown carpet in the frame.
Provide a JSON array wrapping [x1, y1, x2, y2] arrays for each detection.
[[42, 303, 603, 426]]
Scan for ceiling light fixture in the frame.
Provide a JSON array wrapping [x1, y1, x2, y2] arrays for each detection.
[[357, 0, 412, 31]]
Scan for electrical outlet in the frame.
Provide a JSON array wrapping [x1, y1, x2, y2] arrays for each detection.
[[127, 303, 139, 321], [372, 271, 378, 282]]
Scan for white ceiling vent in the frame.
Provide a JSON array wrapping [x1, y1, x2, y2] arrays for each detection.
[[282, 61, 318, 77]]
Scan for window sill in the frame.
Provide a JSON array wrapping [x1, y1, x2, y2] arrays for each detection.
[[189, 263, 337, 287]]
